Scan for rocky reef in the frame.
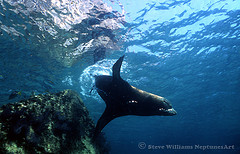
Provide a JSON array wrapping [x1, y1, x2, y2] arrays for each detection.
[[0, 89, 108, 154]]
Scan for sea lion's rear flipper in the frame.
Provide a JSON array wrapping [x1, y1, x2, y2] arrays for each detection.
[[94, 108, 115, 138], [112, 55, 125, 80], [94, 56, 125, 138]]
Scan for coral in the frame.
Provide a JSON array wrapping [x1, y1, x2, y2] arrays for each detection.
[[0, 90, 108, 154]]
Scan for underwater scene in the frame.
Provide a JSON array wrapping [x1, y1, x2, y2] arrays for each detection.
[[0, 0, 240, 153]]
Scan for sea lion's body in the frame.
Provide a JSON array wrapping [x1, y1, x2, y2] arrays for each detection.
[[94, 56, 176, 137]]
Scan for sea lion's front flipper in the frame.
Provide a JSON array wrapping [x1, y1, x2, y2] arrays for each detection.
[[94, 108, 115, 138], [112, 55, 124, 80]]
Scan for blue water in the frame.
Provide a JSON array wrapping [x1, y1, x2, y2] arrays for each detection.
[[0, 0, 240, 153]]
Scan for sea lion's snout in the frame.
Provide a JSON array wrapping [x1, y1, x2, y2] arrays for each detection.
[[158, 107, 177, 116], [158, 98, 177, 116], [166, 108, 177, 115]]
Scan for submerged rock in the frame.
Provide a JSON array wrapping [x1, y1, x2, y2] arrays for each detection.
[[0, 90, 108, 154]]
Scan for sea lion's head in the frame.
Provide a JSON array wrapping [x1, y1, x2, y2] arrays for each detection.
[[147, 94, 177, 116]]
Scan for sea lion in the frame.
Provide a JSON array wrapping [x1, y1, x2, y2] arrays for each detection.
[[94, 55, 176, 137]]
